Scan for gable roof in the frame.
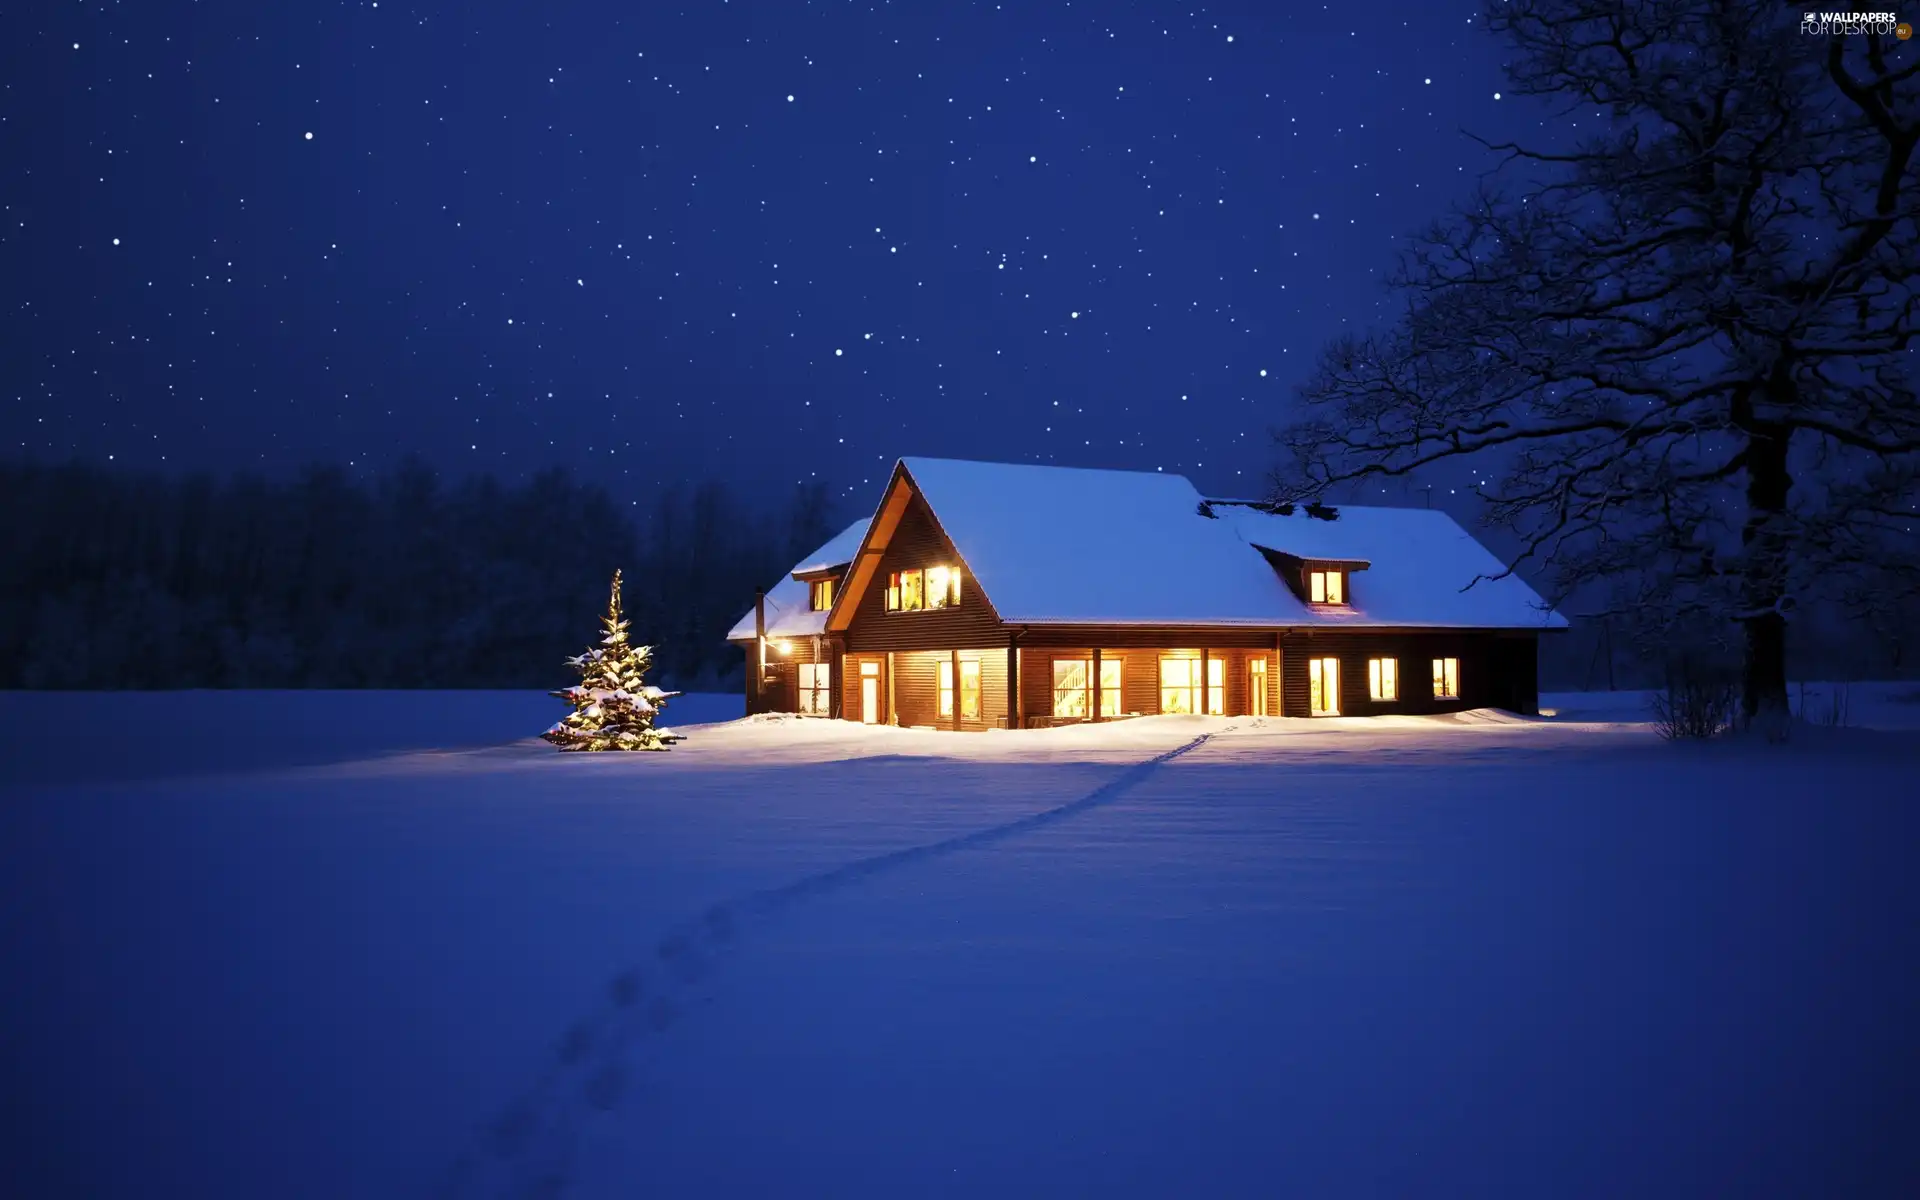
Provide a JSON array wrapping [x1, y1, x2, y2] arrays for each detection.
[[725, 520, 868, 642], [892, 458, 1564, 628], [895, 457, 1293, 625], [732, 459, 1567, 637]]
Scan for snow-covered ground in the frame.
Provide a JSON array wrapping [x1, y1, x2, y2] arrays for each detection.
[[3, 687, 1917, 1198]]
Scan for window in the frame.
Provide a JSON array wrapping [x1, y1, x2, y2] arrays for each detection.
[[1249, 656, 1269, 717], [809, 579, 835, 611], [926, 565, 962, 609], [1432, 657, 1459, 699], [797, 662, 832, 714], [1052, 657, 1120, 718], [1308, 570, 1345, 605], [936, 658, 982, 721], [1052, 659, 1089, 718], [1159, 656, 1224, 715], [1309, 656, 1341, 715], [1368, 657, 1398, 701], [885, 566, 962, 612]]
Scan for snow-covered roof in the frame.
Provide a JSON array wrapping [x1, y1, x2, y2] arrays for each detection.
[[899, 458, 1295, 625], [898, 457, 1564, 629], [730, 460, 1565, 637], [726, 520, 868, 642], [1213, 503, 1569, 629]]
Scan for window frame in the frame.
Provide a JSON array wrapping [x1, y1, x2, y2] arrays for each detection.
[[960, 659, 981, 720], [1249, 655, 1269, 717], [1052, 658, 1089, 718], [1051, 656, 1121, 719], [1432, 656, 1460, 699], [809, 578, 835, 612], [884, 565, 961, 612], [1307, 569, 1346, 606], [797, 662, 832, 714], [1368, 656, 1398, 702], [938, 659, 955, 718], [1308, 655, 1341, 716]]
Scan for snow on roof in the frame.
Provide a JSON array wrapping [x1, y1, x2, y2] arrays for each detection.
[[726, 520, 868, 642], [900, 457, 1295, 625], [898, 458, 1563, 628], [1213, 503, 1568, 629]]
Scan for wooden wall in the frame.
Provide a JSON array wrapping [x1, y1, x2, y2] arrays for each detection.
[[839, 649, 1009, 729], [1277, 631, 1537, 717], [842, 494, 1007, 652], [742, 635, 829, 716], [1016, 645, 1282, 723], [757, 622, 1539, 723]]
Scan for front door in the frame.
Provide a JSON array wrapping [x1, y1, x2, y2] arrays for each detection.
[[1249, 656, 1268, 716], [860, 660, 880, 724]]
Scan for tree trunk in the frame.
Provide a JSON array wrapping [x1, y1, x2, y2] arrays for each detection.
[[1739, 417, 1793, 723]]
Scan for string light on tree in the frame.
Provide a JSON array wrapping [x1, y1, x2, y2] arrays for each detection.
[[542, 570, 682, 751]]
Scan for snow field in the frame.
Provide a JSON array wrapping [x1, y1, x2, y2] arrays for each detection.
[[3, 690, 1917, 1198]]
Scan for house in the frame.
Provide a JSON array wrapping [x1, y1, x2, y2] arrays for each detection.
[[727, 457, 1566, 728]]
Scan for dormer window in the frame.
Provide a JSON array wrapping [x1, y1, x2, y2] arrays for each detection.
[[885, 565, 962, 611], [809, 579, 835, 611], [1308, 569, 1345, 605]]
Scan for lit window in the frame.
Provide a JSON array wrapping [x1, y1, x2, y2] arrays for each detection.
[[1160, 656, 1222, 714], [925, 565, 962, 608], [809, 579, 835, 611], [797, 662, 831, 714], [1046, 657, 1118, 718], [938, 659, 955, 717], [960, 659, 981, 719], [1368, 657, 1398, 701], [1159, 656, 1192, 714], [1432, 657, 1459, 699], [1099, 658, 1123, 715], [1052, 659, 1088, 718], [1308, 570, 1344, 605], [1309, 656, 1341, 715], [885, 566, 960, 612], [1249, 656, 1269, 716]]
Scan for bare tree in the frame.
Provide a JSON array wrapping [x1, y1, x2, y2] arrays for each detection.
[[1272, 0, 1920, 723]]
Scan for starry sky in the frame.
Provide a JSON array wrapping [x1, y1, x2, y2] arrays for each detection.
[[4, 1, 1540, 506]]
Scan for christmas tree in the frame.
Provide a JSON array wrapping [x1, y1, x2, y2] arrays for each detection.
[[543, 569, 682, 751]]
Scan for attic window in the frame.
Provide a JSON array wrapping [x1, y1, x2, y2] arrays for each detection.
[[809, 579, 835, 611], [885, 566, 962, 611], [1308, 569, 1346, 605]]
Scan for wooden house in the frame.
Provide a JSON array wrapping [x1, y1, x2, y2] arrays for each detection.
[[728, 458, 1566, 728]]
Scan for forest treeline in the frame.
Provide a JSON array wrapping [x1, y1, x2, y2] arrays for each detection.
[[0, 459, 838, 690]]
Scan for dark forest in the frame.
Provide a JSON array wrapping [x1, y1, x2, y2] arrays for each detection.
[[0, 460, 837, 691]]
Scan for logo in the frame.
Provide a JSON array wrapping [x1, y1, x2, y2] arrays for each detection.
[[1802, 10, 1904, 34]]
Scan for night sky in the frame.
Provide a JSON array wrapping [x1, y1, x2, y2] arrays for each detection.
[[5, 1, 1542, 506]]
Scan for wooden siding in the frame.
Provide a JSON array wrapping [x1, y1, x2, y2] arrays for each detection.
[[1015, 646, 1284, 721], [838, 649, 1007, 729], [780, 629, 1536, 721], [842, 492, 1009, 652], [1278, 631, 1536, 717], [1017, 625, 1279, 650], [741, 635, 830, 716]]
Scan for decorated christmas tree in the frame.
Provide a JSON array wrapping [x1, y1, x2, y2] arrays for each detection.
[[542, 569, 682, 751]]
